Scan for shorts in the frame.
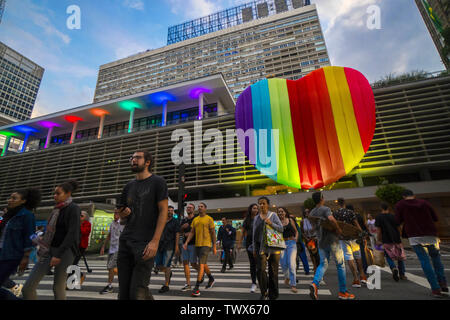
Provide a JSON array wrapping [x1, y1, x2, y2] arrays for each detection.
[[182, 244, 198, 264], [340, 240, 361, 261], [195, 246, 211, 265], [155, 249, 174, 268], [107, 252, 118, 269]]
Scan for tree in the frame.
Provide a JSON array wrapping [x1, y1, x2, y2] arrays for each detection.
[[375, 184, 406, 207], [303, 197, 316, 210]]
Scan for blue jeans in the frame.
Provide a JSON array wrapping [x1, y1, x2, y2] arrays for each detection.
[[412, 244, 447, 291], [313, 242, 347, 293], [296, 241, 310, 274], [280, 240, 297, 286], [384, 251, 405, 275]]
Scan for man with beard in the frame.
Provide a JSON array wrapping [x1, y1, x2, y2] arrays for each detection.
[[116, 150, 168, 300]]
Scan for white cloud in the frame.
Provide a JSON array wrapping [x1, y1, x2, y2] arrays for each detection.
[[167, 0, 223, 19], [123, 0, 145, 11]]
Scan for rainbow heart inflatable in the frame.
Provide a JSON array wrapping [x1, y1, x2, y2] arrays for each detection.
[[235, 66, 376, 190]]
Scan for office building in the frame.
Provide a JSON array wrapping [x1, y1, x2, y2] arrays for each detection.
[[0, 41, 44, 121], [94, 1, 329, 102], [416, 0, 450, 69]]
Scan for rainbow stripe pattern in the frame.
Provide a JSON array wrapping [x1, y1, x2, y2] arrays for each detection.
[[235, 66, 376, 189]]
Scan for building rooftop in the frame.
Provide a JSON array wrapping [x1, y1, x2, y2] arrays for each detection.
[[0, 73, 235, 147]]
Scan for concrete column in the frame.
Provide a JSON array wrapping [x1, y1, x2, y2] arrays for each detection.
[[1, 136, 11, 157], [128, 108, 135, 133], [44, 127, 53, 149], [162, 100, 168, 126], [198, 92, 204, 120], [70, 121, 79, 144], [20, 134, 30, 153], [355, 173, 364, 188], [97, 114, 105, 139]]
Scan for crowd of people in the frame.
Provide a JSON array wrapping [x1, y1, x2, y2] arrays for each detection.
[[0, 149, 448, 300]]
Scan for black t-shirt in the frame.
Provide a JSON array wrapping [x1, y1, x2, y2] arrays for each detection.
[[375, 213, 401, 244], [181, 216, 195, 245], [242, 217, 254, 248], [355, 213, 367, 232], [159, 218, 180, 251], [119, 175, 168, 244]]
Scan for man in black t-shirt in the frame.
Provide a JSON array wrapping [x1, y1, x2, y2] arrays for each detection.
[[375, 202, 407, 281], [179, 203, 199, 292], [116, 150, 168, 300]]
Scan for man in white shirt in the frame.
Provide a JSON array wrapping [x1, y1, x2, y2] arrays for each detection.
[[99, 212, 124, 294]]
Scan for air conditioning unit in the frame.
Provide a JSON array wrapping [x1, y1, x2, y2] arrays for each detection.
[[106, 198, 116, 206]]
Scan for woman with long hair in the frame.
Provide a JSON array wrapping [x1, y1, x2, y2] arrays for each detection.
[[253, 196, 284, 300], [240, 203, 259, 293], [0, 188, 41, 300], [22, 180, 81, 300], [277, 207, 298, 293]]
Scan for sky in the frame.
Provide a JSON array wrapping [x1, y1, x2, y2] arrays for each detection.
[[0, 0, 444, 118]]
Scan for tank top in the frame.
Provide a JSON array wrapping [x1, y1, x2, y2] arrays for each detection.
[[283, 218, 296, 239]]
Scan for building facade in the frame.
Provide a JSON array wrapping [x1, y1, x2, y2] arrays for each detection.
[[94, 3, 329, 102], [0, 41, 44, 121], [416, 0, 450, 69], [0, 73, 450, 235]]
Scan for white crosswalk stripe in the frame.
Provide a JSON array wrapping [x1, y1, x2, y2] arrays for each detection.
[[10, 259, 331, 300]]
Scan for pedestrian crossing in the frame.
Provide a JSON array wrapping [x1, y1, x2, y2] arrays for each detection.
[[10, 258, 331, 300]]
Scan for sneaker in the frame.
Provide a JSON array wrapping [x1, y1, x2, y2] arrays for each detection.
[[309, 283, 318, 300], [360, 276, 368, 285], [192, 289, 201, 297], [250, 283, 257, 293], [352, 280, 361, 288], [205, 277, 215, 289], [432, 289, 445, 298], [228, 265, 234, 270], [10, 284, 23, 297], [181, 284, 191, 292], [159, 285, 170, 293], [338, 291, 356, 300], [221, 267, 226, 273], [392, 268, 400, 282], [400, 275, 408, 281], [319, 279, 326, 285], [99, 285, 113, 294], [305, 271, 310, 276], [439, 282, 449, 295], [291, 286, 298, 293]]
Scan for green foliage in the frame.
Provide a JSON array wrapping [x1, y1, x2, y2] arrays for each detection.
[[303, 197, 316, 210], [372, 70, 429, 88], [375, 184, 406, 206]]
